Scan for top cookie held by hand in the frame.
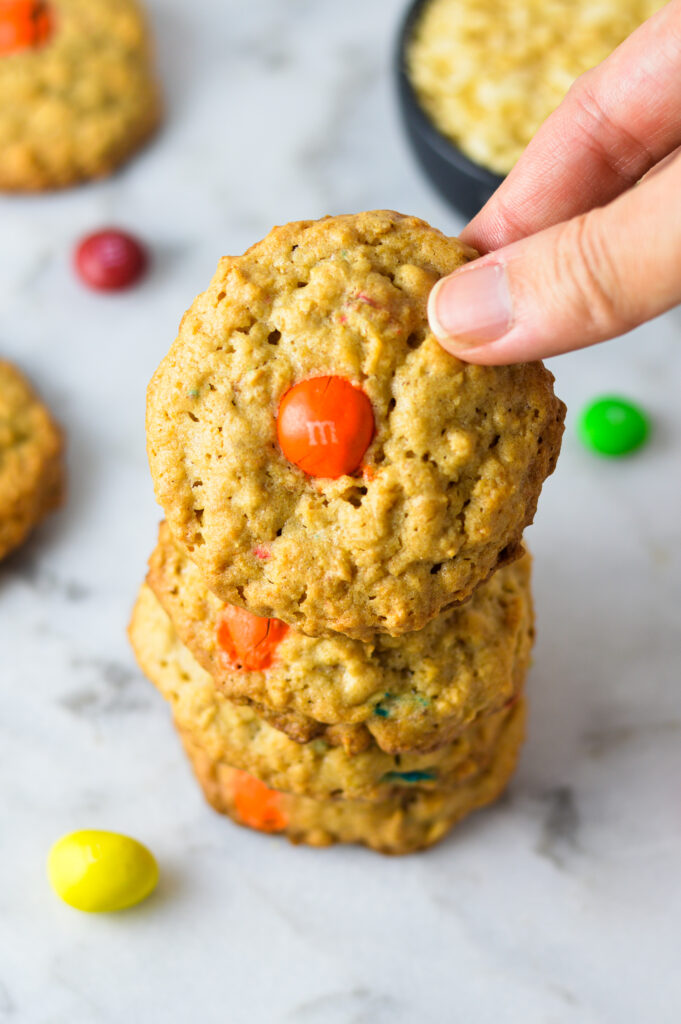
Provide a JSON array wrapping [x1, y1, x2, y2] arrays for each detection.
[[147, 211, 565, 640]]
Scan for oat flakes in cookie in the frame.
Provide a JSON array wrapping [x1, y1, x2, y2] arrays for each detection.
[[147, 211, 565, 639], [0, 0, 161, 191], [129, 583, 522, 802], [0, 359, 64, 559], [147, 522, 533, 754]]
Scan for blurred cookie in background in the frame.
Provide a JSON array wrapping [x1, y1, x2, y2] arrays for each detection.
[[0, 358, 64, 560], [0, 0, 161, 191]]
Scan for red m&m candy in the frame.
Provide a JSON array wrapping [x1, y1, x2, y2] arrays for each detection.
[[74, 229, 148, 291], [277, 376, 374, 479]]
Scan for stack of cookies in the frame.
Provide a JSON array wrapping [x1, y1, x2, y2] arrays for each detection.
[[131, 211, 565, 854]]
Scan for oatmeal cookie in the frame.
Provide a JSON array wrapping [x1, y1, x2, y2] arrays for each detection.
[[0, 0, 161, 191], [0, 359, 64, 559], [129, 583, 521, 802], [178, 697, 525, 854], [147, 211, 564, 639], [146, 521, 533, 754]]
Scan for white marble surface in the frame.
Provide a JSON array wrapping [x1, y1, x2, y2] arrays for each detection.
[[1, 1, 681, 1021]]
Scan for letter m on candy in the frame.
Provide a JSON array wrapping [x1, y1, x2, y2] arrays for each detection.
[[305, 420, 339, 446]]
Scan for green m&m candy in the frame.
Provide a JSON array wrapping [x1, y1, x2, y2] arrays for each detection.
[[578, 396, 650, 456]]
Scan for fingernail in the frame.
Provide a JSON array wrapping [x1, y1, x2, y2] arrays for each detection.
[[428, 262, 513, 352]]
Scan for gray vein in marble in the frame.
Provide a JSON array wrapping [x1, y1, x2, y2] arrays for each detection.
[[234, 33, 292, 71], [535, 786, 581, 870], [601, 837, 681, 863], [59, 657, 152, 718], [0, 546, 91, 603], [286, 987, 403, 1024], [583, 719, 681, 759], [229, 858, 409, 964], [72, 787, 117, 814], [421, 858, 585, 1018], [295, 45, 379, 209], [49, 967, 112, 1024], [237, 0, 316, 64], [0, 244, 50, 309], [0, 979, 15, 1018], [233, 869, 332, 947], [163, 0, 314, 93], [549, 982, 580, 1008]]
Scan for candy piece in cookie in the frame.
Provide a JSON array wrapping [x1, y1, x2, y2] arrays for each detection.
[[277, 376, 374, 479], [231, 770, 289, 833], [0, 0, 161, 191], [147, 211, 565, 639], [216, 605, 288, 672], [0, 1, 52, 55], [0, 359, 64, 560]]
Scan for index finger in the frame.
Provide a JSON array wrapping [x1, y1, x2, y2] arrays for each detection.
[[462, 0, 681, 254]]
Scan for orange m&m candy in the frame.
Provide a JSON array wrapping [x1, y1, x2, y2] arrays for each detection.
[[216, 605, 288, 672], [277, 375, 374, 479], [0, 1, 52, 55], [232, 771, 288, 833]]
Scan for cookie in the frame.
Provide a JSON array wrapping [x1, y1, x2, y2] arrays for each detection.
[[0, 0, 161, 191], [178, 697, 525, 854], [147, 211, 565, 639], [129, 583, 521, 802], [146, 521, 534, 754], [0, 359, 64, 559]]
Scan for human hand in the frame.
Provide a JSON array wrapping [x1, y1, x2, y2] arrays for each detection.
[[427, 0, 681, 365]]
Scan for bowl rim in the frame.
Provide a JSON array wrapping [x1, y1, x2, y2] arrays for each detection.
[[396, 0, 505, 191]]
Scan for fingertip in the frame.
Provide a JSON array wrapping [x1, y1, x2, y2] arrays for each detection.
[[428, 275, 479, 357], [427, 262, 514, 357], [426, 276, 451, 346]]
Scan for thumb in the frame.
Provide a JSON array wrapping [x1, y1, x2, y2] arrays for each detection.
[[428, 151, 681, 364]]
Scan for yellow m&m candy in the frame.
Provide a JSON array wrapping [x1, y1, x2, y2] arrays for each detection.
[[48, 830, 158, 913]]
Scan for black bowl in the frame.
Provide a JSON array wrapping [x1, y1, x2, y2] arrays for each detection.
[[395, 0, 505, 220]]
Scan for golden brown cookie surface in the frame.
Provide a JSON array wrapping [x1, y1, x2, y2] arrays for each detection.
[[0, 359, 64, 559], [147, 211, 565, 639], [129, 583, 522, 802], [178, 698, 526, 855], [0, 0, 160, 191], [146, 522, 534, 754]]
